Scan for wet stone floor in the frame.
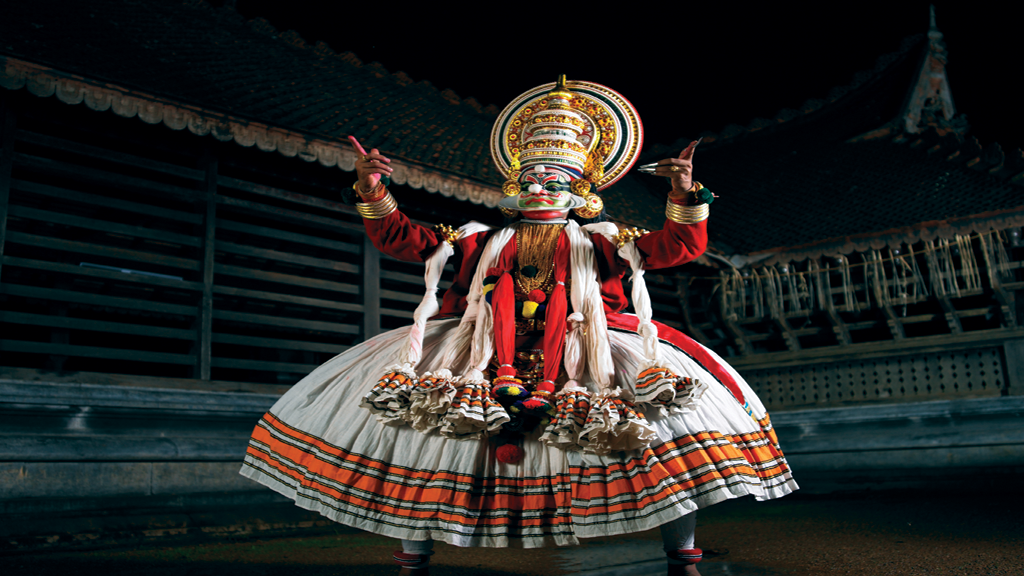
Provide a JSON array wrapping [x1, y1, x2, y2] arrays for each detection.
[[4, 491, 1022, 576]]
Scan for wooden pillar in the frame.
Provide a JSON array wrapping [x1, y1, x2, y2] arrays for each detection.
[[362, 235, 380, 339], [815, 263, 852, 345], [935, 296, 963, 334], [990, 283, 1016, 330], [1004, 339, 1024, 396], [195, 150, 217, 380], [879, 298, 907, 339], [979, 235, 1017, 330], [867, 254, 906, 340], [773, 315, 802, 352], [0, 95, 16, 282]]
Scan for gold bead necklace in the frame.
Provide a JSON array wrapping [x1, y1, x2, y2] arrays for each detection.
[[514, 222, 565, 295]]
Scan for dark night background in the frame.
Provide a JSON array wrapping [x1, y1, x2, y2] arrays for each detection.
[[230, 0, 1020, 153]]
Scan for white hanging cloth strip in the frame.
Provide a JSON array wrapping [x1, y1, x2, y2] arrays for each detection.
[[394, 221, 494, 374], [420, 222, 513, 381], [573, 222, 615, 390], [582, 224, 707, 419]]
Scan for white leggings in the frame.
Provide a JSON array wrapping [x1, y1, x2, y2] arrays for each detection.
[[660, 511, 697, 552], [401, 539, 435, 556]]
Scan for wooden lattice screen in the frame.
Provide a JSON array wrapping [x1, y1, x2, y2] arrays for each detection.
[[745, 347, 1006, 410], [0, 97, 447, 386]]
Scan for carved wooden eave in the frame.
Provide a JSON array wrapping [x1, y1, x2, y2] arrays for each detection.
[[0, 56, 504, 207], [742, 208, 1024, 267]]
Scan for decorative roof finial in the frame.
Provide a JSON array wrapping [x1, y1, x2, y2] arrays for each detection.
[[927, 4, 945, 51], [901, 6, 966, 135]]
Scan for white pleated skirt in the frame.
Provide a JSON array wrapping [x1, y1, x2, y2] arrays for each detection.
[[241, 316, 797, 548]]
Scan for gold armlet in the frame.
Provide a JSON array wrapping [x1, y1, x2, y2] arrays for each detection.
[[434, 223, 458, 247], [613, 227, 650, 248], [665, 201, 709, 224], [356, 191, 398, 220]]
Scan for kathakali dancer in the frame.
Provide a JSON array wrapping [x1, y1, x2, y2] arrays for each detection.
[[241, 76, 798, 576]]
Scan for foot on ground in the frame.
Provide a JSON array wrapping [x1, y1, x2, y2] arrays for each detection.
[[667, 564, 700, 576]]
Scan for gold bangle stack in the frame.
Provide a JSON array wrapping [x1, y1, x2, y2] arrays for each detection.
[[352, 180, 384, 196], [356, 191, 398, 219], [665, 201, 709, 224]]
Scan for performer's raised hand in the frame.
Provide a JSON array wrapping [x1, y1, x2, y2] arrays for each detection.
[[349, 136, 393, 195], [651, 139, 698, 194]]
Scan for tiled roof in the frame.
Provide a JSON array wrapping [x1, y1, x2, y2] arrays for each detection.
[[0, 0, 502, 185], [629, 35, 1024, 260]]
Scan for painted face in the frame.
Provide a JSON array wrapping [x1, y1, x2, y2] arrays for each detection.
[[516, 170, 574, 210]]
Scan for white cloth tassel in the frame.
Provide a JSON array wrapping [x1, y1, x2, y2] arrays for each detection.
[[563, 312, 585, 383], [398, 242, 452, 366], [575, 223, 615, 390], [428, 222, 497, 374], [617, 240, 661, 370]]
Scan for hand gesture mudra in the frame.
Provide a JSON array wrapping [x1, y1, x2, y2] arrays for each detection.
[[349, 136, 393, 195], [650, 139, 698, 194]]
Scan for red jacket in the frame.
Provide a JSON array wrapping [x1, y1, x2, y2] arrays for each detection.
[[363, 209, 707, 317]]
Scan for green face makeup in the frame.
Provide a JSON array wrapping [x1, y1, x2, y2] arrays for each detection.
[[517, 174, 573, 210]]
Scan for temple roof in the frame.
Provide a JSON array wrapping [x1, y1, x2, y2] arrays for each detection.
[[2, 1, 1020, 262], [630, 30, 1024, 263]]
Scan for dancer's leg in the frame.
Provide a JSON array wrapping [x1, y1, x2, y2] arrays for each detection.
[[395, 539, 434, 575], [661, 512, 702, 576]]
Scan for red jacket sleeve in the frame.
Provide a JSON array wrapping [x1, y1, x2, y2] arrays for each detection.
[[633, 219, 708, 270], [363, 208, 440, 263]]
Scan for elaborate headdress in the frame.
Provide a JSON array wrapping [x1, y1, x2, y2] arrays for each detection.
[[491, 75, 644, 217]]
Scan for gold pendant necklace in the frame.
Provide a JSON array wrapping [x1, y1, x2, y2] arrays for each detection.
[[515, 222, 565, 294]]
